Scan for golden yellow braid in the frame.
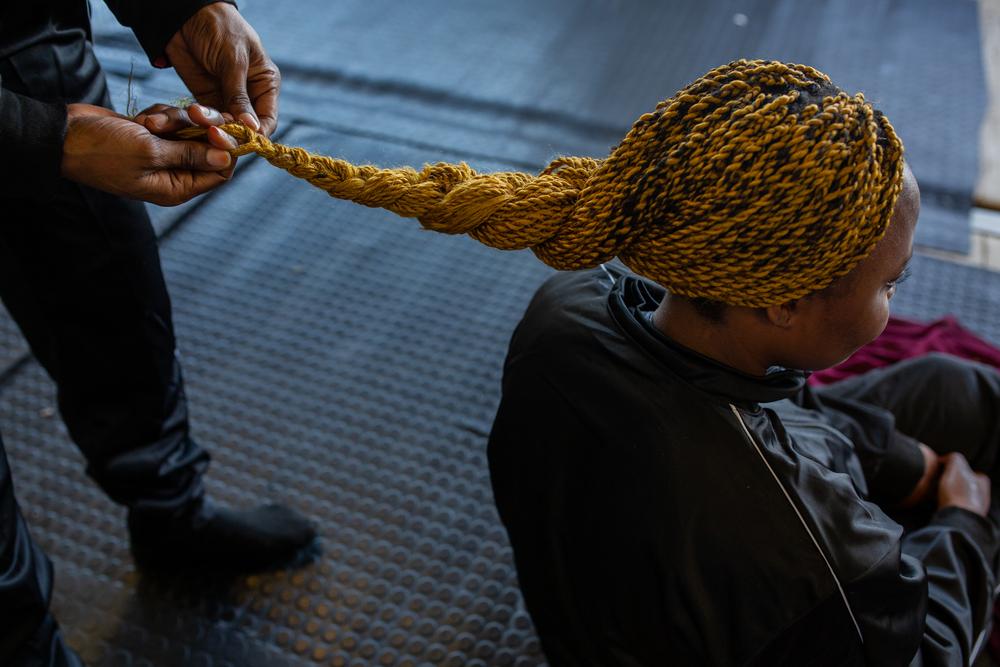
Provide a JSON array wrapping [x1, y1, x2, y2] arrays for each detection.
[[181, 59, 904, 307]]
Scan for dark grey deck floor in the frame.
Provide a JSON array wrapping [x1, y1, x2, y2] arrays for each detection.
[[2, 2, 993, 665]]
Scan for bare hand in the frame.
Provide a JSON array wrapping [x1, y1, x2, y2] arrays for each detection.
[[133, 101, 231, 137], [60, 103, 235, 206], [166, 3, 280, 136], [134, 102, 240, 178], [898, 443, 942, 509], [937, 452, 990, 517]]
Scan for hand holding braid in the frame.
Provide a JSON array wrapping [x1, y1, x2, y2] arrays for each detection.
[[181, 59, 904, 307]]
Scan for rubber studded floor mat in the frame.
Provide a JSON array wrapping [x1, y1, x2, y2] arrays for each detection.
[[5, 119, 1000, 666], [6, 123, 551, 667]]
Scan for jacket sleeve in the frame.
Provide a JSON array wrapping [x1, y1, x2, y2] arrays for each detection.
[[849, 507, 998, 666], [903, 508, 999, 665], [805, 387, 926, 505], [0, 73, 67, 194], [102, 0, 238, 66], [749, 508, 997, 667], [745, 508, 997, 667]]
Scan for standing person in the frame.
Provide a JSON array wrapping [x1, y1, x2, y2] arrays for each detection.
[[1, 2, 316, 665]]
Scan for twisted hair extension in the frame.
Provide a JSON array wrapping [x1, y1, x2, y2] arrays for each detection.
[[181, 59, 905, 307]]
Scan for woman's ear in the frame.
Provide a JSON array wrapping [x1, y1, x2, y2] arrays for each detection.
[[764, 300, 798, 328]]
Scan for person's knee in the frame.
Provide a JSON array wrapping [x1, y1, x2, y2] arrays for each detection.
[[919, 352, 998, 380], [909, 352, 1000, 421]]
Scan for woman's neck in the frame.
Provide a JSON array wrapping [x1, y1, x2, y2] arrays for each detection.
[[651, 294, 772, 376]]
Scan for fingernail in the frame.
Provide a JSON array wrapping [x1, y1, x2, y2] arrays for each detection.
[[211, 127, 239, 149], [148, 113, 167, 129], [239, 113, 260, 131], [207, 149, 232, 168]]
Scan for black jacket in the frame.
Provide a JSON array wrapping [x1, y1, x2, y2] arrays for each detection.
[[488, 266, 1000, 666], [0, 0, 234, 194]]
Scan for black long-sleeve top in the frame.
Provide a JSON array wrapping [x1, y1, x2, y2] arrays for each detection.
[[0, 0, 234, 193], [488, 266, 1000, 666]]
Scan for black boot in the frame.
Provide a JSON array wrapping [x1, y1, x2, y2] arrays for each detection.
[[128, 499, 319, 573]]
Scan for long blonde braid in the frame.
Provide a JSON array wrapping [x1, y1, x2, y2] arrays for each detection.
[[184, 59, 904, 307]]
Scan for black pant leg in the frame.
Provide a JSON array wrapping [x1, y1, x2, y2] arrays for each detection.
[[817, 352, 1000, 526], [0, 39, 209, 517], [816, 352, 1000, 473], [0, 436, 81, 667], [0, 185, 209, 516]]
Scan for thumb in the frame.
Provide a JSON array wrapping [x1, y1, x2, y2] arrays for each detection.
[[153, 137, 232, 171], [222, 58, 260, 132]]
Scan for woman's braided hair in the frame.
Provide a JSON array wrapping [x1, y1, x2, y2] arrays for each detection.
[[196, 59, 905, 307]]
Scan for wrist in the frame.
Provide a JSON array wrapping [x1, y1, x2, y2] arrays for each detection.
[[60, 104, 86, 180], [65, 102, 89, 125], [897, 443, 941, 508], [60, 104, 127, 182], [146, 1, 239, 69], [167, 2, 241, 59], [940, 500, 989, 516]]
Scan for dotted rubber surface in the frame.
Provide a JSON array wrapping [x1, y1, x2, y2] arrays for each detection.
[[0, 2, 992, 663], [0, 112, 1000, 667], [5, 124, 551, 666], [3, 119, 1000, 666]]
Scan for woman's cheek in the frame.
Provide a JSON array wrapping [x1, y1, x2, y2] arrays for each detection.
[[868, 296, 891, 342]]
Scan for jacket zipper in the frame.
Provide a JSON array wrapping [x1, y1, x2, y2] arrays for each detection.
[[728, 403, 865, 645]]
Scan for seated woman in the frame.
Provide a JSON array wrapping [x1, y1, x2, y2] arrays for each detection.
[[197, 57, 998, 665], [486, 63, 1000, 665]]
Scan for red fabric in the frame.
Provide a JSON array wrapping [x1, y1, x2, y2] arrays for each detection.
[[809, 315, 1000, 659]]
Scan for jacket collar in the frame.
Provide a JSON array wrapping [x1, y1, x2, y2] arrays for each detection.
[[606, 269, 808, 406]]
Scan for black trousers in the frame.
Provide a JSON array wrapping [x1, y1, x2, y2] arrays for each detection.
[[0, 40, 208, 665], [816, 352, 1000, 529]]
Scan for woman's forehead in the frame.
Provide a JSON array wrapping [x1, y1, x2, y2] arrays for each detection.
[[867, 170, 919, 274]]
